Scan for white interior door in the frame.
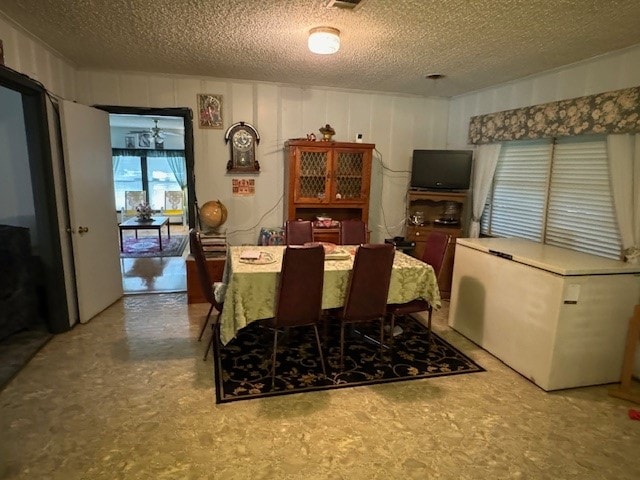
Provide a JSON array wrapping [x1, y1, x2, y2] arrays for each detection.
[[59, 100, 123, 322]]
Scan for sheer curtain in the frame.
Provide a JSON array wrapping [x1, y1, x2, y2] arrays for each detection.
[[470, 143, 501, 238], [147, 150, 188, 189], [606, 134, 640, 263]]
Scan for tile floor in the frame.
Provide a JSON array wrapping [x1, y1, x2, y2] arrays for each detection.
[[1, 297, 639, 479]]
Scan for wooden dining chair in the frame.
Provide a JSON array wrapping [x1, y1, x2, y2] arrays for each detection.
[[386, 231, 451, 341], [335, 243, 395, 369], [339, 219, 367, 245], [189, 228, 225, 361], [264, 244, 326, 388], [284, 220, 314, 245]]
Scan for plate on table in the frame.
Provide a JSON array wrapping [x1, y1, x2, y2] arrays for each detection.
[[304, 242, 337, 254], [239, 251, 277, 265]]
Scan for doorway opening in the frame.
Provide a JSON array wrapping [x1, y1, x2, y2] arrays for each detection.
[[97, 106, 196, 295], [0, 66, 72, 388]]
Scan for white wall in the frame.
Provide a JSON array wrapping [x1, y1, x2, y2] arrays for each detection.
[[75, 70, 450, 244], [447, 44, 640, 148], [0, 15, 76, 98]]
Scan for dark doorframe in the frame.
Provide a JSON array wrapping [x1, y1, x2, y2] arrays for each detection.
[[94, 106, 197, 228], [0, 65, 71, 333]]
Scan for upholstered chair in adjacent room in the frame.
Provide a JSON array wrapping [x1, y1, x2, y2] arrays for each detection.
[[264, 244, 326, 388], [123, 190, 146, 221], [339, 219, 367, 245], [284, 219, 314, 245], [387, 231, 451, 341], [164, 190, 185, 224], [189, 229, 225, 361], [334, 243, 395, 369]]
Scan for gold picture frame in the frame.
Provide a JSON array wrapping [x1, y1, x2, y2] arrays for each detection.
[[197, 94, 223, 129]]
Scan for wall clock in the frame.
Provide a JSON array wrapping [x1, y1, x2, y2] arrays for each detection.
[[225, 122, 260, 173]]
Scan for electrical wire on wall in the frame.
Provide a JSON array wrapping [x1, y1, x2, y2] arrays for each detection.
[[373, 147, 412, 238], [223, 192, 284, 238]]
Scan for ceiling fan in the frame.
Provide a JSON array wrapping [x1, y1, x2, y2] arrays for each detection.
[[128, 119, 182, 145]]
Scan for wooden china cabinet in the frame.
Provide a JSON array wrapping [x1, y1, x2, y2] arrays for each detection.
[[283, 140, 374, 244]]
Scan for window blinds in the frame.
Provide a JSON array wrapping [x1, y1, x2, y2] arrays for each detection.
[[546, 136, 621, 259], [484, 140, 552, 241], [482, 135, 622, 259]]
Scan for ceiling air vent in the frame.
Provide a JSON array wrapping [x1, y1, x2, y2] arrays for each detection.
[[325, 0, 367, 10]]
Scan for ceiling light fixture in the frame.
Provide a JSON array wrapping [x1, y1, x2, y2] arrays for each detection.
[[308, 27, 341, 55]]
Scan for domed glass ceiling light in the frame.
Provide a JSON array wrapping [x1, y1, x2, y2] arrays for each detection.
[[308, 27, 340, 54]]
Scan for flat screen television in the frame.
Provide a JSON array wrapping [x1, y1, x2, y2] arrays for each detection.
[[410, 149, 473, 191]]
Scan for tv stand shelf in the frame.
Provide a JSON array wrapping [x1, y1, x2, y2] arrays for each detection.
[[406, 189, 468, 299]]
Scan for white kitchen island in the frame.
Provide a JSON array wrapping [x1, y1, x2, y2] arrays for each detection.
[[448, 237, 640, 391]]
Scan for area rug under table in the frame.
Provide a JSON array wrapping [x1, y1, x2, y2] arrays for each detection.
[[214, 315, 484, 403], [120, 234, 188, 258]]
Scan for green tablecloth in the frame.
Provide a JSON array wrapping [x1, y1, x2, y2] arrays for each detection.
[[219, 245, 441, 345]]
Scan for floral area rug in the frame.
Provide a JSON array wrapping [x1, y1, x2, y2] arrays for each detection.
[[120, 234, 188, 258], [214, 315, 484, 403]]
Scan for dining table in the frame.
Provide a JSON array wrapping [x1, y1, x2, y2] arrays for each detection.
[[218, 245, 441, 345]]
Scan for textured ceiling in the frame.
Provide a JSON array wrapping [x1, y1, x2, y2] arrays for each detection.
[[2, 0, 640, 97]]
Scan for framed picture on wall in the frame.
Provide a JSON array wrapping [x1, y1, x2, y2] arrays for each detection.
[[138, 132, 152, 148], [232, 178, 256, 196], [197, 94, 223, 129], [124, 135, 136, 148]]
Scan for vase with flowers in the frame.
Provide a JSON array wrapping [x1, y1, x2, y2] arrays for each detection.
[[135, 202, 153, 222]]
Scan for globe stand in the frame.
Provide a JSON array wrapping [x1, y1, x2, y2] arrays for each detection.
[[201, 225, 226, 236]]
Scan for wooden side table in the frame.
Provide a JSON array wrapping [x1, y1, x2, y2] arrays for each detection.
[[609, 305, 640, 404], [186, 255, 225, 304]]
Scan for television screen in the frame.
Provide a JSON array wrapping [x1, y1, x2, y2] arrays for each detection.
[[410, 149, 473, 190]]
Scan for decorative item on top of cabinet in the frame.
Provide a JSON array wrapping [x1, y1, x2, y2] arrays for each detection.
[[319, 124, 335, 141], [283, 140, 374, 245], [406, 190, 468, 299]]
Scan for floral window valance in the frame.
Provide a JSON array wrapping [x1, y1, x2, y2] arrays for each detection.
[[468, 86, 640, 145]]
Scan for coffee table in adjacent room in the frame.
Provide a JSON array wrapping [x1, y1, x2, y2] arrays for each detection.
[[118, 216, 170, 252]]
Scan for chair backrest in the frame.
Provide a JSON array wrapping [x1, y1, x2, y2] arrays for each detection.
[[342, 243, 395, 322], [339, 219, 367, 245], [421, 231, 451, 279], [285, 220, 314, 245], [189, 229, 221, 308], [275, 244, 325, 327], [124, 191, 146, 216], [164, 191, 184, 213]]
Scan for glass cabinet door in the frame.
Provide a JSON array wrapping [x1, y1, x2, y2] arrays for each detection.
[[294, 148, 330, 203], [331, 149, 368, 203]]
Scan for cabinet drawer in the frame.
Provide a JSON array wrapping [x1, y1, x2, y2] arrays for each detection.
[[313, 228, 339, 244]]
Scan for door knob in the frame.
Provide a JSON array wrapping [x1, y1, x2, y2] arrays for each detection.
[[78, 226, 89, 235]]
